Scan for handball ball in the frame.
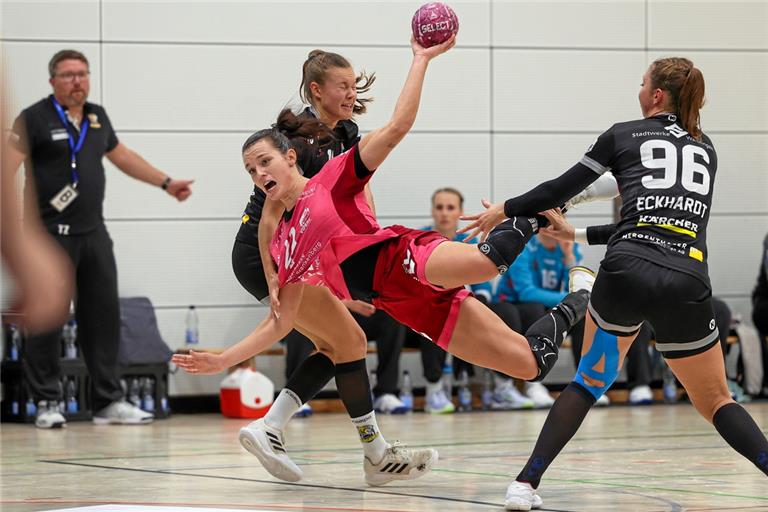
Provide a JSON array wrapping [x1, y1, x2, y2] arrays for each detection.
[[411, 2, 459, 48]]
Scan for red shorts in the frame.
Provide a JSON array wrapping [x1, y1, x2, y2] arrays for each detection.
[[371, 226, 471, 349]]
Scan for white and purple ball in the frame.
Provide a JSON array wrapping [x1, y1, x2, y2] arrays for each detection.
[[411, 2, 459, 48]]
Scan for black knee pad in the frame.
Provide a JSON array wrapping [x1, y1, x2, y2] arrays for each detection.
[[525, 333, 559, 382], [477, 217, 537, 274]]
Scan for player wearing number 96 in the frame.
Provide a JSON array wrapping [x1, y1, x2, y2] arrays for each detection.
[[461, 57, 768, 510]]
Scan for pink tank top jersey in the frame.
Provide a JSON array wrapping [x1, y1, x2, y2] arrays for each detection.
[[269, 146, 399, 299]]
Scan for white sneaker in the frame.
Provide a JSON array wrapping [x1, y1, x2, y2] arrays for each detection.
[[364, 442, 438, 486], [374, 393, 410, 414], [239, 418, 303, 482], [492, 382, 535, 410], [93, 400, 153, 425], [564, 172, 619, 210], [524, 382, 555, 408], [568, 266, 596, 294], [596, 394, 611, 407], [424, 387, 455, 414], [293, 403, 313, 418], [505, 481, 543, 510], [628, 385, 653, 405], [35, 401, 66, 429]]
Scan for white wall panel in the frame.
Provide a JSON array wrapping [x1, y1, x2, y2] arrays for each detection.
[[0, 0, 100, 41], [710, 134, 768, 214], [107, 219, 254, 308], [648, 52, 768, 132], [1, 42, 101, 116], [707, 214, 768, 296], [493, 0, 645, 48], [493, 133, 614, 216], [649, 1, 768, 50], [493, 50, 645, 131], [104, 133, 252, 220], [102, 44, 488, 132], [369, 133, 491, 217], [102, 1, 490, 47]]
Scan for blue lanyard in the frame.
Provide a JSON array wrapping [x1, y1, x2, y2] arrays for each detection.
[[52, 97, 89, 188]]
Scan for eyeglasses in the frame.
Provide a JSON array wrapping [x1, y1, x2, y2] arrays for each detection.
[[55, 71, 90, 82]]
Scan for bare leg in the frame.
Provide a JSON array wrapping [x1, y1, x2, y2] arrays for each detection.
[[425, 241, 498, 289]]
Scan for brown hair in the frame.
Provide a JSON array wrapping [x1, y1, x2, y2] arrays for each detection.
[[431, 187, 464, 207], [48, 50, 89, 78], [300, 50, 375, 116], [242, 108, 333, 157], [649, 57, 706, 140]]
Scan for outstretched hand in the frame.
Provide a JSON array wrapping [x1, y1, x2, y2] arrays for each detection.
[[539, 208, 576, 242], [172, 350, 226, 375], [458, 199, 506, 242], [166, 179, 194, 201], [411, 34, 456, 60]]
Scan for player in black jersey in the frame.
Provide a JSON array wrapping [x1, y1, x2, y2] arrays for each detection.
[[460, 57, 768, 509]]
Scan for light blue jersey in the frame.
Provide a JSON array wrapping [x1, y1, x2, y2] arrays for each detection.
[[496, 237, 582, 308]]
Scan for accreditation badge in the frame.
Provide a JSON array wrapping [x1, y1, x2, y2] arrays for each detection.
[[50, 183, 79, 212]]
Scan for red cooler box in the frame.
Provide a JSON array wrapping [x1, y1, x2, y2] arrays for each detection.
[[219, 368, 274, 418]]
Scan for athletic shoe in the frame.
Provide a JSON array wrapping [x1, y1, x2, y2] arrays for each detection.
[[564, 172, 619, 210], [424, 387, 455, 414], [568, 266, 596, 294], [628, 385, 653, 405], [293, 403, 313, 418], [93, 400, 153, 425], [524, 382, 555, 408], [239, 418, 303, 482], [505, 481, 543, 510], [364, 441, 438, 486], [596, 394, 611, 407], [35, 401, 66, 429], [374, 393, 410, 414], [492, 381, 535, 410]]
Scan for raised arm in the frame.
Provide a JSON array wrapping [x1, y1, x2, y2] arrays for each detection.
[[357, 35, 455, 172], [172, 282, 303, 374]]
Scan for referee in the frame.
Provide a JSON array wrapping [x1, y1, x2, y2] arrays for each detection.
[[6, 50, 194, 428]]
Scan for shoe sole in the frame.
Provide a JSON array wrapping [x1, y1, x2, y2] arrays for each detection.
[[568, 266, 596, 293], [35, 421, 66, 429], [92, 417, 154, 425], [365, 449, 439, 486], [239, 427, 302, 483]]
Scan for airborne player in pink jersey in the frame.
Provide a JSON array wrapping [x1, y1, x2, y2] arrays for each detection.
[[175, 33, 591, 484]]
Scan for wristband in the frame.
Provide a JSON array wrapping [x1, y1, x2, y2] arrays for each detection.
[[161, 177, 172, 190], [574, 228, 588, 244]]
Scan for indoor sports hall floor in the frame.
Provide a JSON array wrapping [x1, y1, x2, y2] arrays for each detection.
[[2, 404, 767, 512]]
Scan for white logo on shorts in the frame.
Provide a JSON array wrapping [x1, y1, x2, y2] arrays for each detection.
[[709, 319, 716, 330], [402, 249, 416, 275]]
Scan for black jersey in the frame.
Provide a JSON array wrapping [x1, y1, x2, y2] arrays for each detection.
[[10, 96, 119, 235], [581, 114, 717, 287], [753, 234, 768, 302], [235, 108, 360, 246]]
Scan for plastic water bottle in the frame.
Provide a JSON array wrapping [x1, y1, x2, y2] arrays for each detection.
[[481, 369, 494, 410], [8, 324, 21, 361], [66, 378, 78, 413], [129, 378, 141, 407], [441, 355, 453, 400], [457, 369, 472, 412], [158, 378, 169, 414], [62, 319, 78, 359], [185, 305, 199, 347], [142, 377, 155, 413], [25, 397, 37, 417], [663, 363, 677, 403], [399, 370, 413, 411]]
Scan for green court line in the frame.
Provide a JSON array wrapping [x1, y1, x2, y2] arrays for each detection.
[[434, 468, 768, 501]]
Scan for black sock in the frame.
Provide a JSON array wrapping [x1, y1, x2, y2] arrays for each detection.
[[516, 382, 596, 488], [284, 352, 336, 404], [712, 403, 768, 476], [335, 359, 374, 417]]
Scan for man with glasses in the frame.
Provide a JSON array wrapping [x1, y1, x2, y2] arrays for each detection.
[[6, 49, 194, 428]]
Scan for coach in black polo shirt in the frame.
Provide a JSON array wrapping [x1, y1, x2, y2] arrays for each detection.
[[6, 49, 194, 428]]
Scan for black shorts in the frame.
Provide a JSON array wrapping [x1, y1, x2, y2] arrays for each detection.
[[589, 253, 719, 359], [231, 240, 269, 303]]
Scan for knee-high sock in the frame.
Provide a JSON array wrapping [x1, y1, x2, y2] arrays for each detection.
[[336, 359, 389, 462], [265, 352, 336, 430], [713, 403, 768, 476], [516, 382, 596, 488]]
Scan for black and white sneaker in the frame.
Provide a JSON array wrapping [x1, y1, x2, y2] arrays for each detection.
[[363, 442, 438, 486], [238, 418, 303, 482], [35, 401, 66, 429]]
